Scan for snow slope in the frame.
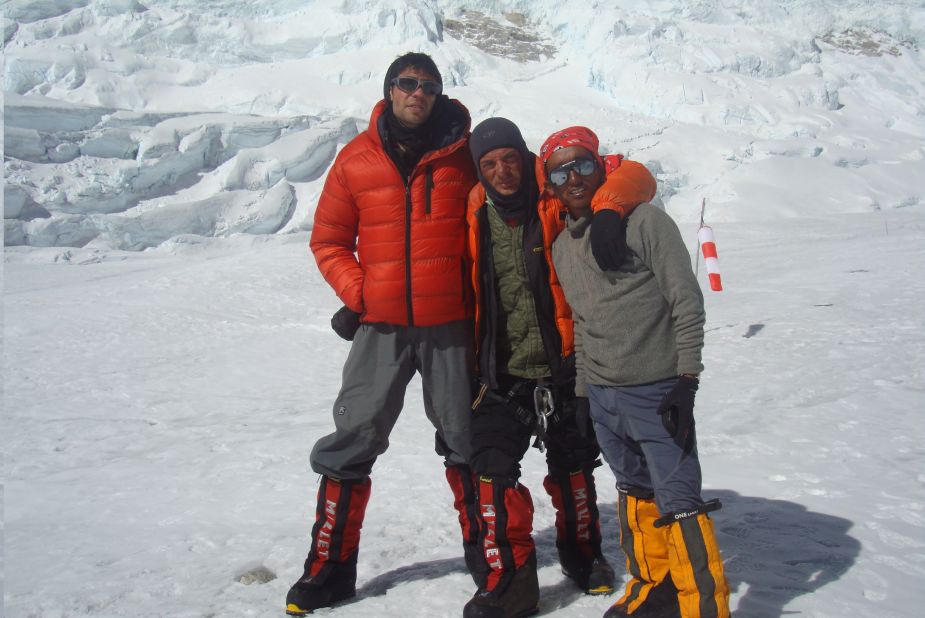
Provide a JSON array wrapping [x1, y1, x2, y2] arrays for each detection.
[[4, 211, 924, 617], [3, 1, 925, 617]]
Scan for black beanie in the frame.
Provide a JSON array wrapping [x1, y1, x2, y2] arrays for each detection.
[[383, 52, 443, 102], [469, 117, 529, 169], [469, 117, 536, 220]]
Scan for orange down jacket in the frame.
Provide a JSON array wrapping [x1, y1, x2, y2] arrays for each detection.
[[467, 154, 656, 379], [310, 98, 477, 327]]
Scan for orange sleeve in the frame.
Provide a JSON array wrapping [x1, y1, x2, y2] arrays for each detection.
[[590, 159, 657, 219], [309, 158, 365, 313]]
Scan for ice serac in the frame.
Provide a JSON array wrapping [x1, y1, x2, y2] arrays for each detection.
[[3, 0, 923, 242], [4, 91, 357, 249], [86, 179, 298, 251]]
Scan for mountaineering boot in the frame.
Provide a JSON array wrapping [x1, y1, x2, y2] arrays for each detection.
[[286, 562, 357, 617], [583, 556, 617, 595], [462, 476, 539, 618], [543, 465, 614, 594], [446, 463, 487, 587], [604, 575, 681, 617], [464, 551, 539, 618], [664, 511, 730, 618], [286, 476, 371, 616]]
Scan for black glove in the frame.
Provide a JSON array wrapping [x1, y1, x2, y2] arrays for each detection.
[[574, 396, 592, 439], [330, 305, 361, 341], [589, 209, 629, 271], [657, 376, 699, 452]]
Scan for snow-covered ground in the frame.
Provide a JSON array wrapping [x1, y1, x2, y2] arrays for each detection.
[[3, 1, 925, 617]]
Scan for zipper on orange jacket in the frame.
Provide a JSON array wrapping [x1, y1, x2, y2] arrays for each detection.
[[404, 175, 414, 327], [424, 165, 434, 214]]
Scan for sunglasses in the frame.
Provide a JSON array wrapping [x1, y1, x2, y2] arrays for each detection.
[[390, 77, 442, 96], [547, 157, 597, 187]]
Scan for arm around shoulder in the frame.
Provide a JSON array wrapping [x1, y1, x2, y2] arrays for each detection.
[[590, 158, 657, 219]]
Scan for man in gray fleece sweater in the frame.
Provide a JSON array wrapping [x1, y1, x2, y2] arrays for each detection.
[[541, 126, 730, 618]]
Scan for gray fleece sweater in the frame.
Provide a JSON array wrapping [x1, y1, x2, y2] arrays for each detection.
[[551, 203, 705, 395]]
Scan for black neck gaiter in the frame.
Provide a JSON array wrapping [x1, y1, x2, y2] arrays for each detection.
[[381, 95, 454, 178]]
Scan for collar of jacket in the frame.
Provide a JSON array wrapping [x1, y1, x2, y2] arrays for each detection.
[[368, 97, 471, 168]]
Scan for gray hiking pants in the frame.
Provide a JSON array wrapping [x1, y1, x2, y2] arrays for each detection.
[[310, 319, 473, 480], [588, 378, 704, 514]]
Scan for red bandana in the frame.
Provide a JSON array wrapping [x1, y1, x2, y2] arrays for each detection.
[[539, 126, 604, 169]]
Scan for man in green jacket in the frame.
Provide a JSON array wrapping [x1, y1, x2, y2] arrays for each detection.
[[462, 118, 616, 618]]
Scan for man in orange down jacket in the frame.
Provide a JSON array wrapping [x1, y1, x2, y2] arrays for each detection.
[[285, 52, 479, 615], [543, 126, 731, 618], [461, 117, 657, 618]]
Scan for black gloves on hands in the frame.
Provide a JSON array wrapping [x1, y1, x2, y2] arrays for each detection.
[[330, 305, 361, 341], [657, 376, 699, 452], [589, 209, 629, 271]]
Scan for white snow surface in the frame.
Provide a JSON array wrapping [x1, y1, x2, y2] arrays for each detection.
[[3, 1, 925, 617]]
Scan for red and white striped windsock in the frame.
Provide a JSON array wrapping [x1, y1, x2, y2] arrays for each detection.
[[698, 225, 723, 291]]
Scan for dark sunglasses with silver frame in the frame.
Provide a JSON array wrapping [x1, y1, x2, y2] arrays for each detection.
[[390, 76, 442, 96], [547, 157, 598, 187]]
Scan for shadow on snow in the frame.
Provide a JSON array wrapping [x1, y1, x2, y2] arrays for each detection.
[[346, 489, 859, 617]]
